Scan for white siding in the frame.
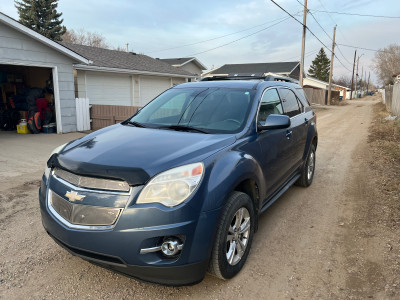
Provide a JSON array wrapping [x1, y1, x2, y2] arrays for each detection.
[[0, 24, 77, 133], [85, 72, 132, 106], [139, 76, 171, 106]]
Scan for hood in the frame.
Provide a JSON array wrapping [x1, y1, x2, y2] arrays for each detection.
[[51, 124, 236, 185]]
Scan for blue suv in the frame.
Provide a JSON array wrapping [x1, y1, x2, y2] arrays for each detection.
[[39, 78, 317, 285]]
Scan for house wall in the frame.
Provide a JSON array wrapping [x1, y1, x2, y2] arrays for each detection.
[[75, 70, 187, 108], [0, 24, 77, 133], [180, 62, 203, 77]]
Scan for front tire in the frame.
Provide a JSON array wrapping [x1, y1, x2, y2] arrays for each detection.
[[208, 191, 255, 280], [296, 144, 316, 187]]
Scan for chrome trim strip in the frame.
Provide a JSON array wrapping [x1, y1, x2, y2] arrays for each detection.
[[140, 246, 162, 254], [52, 174, 132, 196], [46, 189, 117, 231], [53, 168, 130, 193], [139, 244, 183, 254]]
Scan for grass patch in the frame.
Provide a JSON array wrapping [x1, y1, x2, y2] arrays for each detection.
[[368, 102, 400, 227]]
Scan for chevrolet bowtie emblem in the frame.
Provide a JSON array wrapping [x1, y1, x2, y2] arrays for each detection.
[[65, 191, 85, 202]]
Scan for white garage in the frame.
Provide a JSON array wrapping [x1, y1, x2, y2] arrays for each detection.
[[63, 43, 193, 108], [139, 76, 172, 106], [85, 71, 132, 106]]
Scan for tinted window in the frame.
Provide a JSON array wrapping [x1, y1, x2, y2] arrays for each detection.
[[258, 88, 283, 123], [130, 87, 256, 134], [279, 88, 301, 117], [296, 88, 311, 106]]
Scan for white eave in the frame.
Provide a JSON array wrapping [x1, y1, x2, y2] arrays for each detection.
[[0, 12, 90, 64], [73, 64, 196, 78], [179, 58, 207, 70]]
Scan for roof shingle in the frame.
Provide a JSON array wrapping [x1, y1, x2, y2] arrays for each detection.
[[210, 62, 299, 76], [60, 43, 194, 77]]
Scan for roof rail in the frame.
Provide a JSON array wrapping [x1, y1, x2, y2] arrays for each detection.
[[201, 74, 296, 83]]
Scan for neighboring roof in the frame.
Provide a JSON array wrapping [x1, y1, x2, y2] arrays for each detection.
[[61, 43, 195, 78], [160, 57, 207, 70], [209, 62, 300, 76], [0, 12, 89, 64], [304, 76, 350, 90]]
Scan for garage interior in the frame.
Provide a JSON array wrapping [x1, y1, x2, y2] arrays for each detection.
[[0, 64, 57, 134]]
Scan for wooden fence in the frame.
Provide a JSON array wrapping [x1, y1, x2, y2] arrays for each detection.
[[303, 88, 340, 105], [90, 105, 140, 130]]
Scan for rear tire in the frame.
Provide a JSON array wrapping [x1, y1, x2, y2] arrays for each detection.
[[208, 191, 255, 280], [296, 144, 316, 187]]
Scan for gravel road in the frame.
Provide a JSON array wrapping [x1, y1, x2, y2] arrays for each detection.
[[1, 95, 397, 299]]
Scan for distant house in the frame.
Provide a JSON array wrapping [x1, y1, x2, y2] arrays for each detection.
[[303, 76, 351, 102], [204, 61, 300, 80], [160, 57, 207, 81], [392, 73, 400, 83]]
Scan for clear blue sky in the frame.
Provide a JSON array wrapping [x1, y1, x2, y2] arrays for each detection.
[[1, 0, 400, 84]]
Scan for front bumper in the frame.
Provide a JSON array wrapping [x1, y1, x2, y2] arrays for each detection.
[[39, 175, 219, 286]]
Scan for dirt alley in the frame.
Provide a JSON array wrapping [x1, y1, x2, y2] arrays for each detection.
[[1, 94, 398, 299]]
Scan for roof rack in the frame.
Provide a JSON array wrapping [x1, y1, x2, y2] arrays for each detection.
[[201, 74, 296, 83]]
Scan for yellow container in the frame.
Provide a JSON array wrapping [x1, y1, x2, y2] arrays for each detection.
[[17, 124, 30, 134]]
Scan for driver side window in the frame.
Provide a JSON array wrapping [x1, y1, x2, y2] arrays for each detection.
[[258, 88, 283, 123]]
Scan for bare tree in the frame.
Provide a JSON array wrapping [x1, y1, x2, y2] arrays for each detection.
[[62, 28, 110, 49], [373, 44, 400, 85], [333, 75, 352, 88]]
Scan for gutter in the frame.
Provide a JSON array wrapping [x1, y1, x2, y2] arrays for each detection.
[[73, 64, 196, 78]]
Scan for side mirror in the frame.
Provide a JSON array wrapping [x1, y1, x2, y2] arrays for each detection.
[[257, 114, 290, 131]]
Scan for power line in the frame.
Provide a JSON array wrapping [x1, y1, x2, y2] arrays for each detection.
[[315, 0, 351, 44], [147, 15, 292, 54], [295, 0, 353, 65], [185, 16, 291, 57], [336, 43, 388, 53], [270, 0, 352, 72], [309, 9, 400, 19]]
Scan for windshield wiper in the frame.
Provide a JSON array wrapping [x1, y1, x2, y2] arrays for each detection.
[[126, 121, 147, 128], [158, 125, 209, 134]]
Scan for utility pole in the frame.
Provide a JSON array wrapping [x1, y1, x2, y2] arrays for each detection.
[[355, 57, 360, 98], [355, 54, 364, 98], [350, 50, 357, 99], [299, 0, 308, 87], [367, 71, 370, 94], [361, 66, 363, 95], [327, 25, 336, 105]]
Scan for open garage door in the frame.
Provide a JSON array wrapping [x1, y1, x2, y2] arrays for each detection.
[[0, 64, 58, 134], [140, 76, 171, 106]]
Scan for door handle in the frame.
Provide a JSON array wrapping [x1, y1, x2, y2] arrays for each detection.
[[286, 130, 293, 138]]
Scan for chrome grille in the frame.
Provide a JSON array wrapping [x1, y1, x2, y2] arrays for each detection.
[[53, 168, 130, 192], [50, 191, 121, 226]]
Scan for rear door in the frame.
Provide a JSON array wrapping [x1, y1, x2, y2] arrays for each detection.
[[278, 87, 308, 172]]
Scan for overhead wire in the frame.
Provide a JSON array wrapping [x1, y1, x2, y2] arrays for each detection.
[[309, 9, 400, 19], [295, 0, 353, 65], [146, 15, 293, 54], [270, 0, 352, 72], [184, 15, 293, 57]]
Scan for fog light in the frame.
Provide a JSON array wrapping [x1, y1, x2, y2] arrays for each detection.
[[161, 238, 183, 256]]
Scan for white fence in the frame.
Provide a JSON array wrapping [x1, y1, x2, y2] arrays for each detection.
[[75, 98, 91, 131], [384, 84, 400, 116]]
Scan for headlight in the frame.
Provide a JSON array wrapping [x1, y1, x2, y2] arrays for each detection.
[[44, 143, 67, 181], [136, 162, 204, 207]]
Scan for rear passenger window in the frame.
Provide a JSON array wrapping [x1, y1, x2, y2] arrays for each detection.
[[258, 89, 283, 123], [279, 88, 301, 118], [296, 88, 311, 106]]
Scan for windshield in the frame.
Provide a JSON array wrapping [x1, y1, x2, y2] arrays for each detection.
[[128, 87, 255, 134]]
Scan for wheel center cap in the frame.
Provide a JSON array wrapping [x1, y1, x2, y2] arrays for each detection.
[[234, 232, 239, 240]]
